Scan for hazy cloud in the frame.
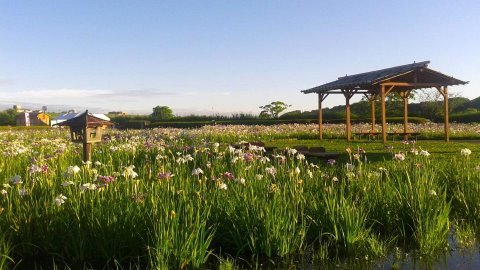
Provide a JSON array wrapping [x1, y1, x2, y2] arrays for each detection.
[[0, 88, 179, 101], [0, 88, 234, 114], [94, 88, 178, 98], [210, 92, 231, 96], [0, 79, 15, 85], [0, 89, 111, 100], [183, 91, 231, 96]]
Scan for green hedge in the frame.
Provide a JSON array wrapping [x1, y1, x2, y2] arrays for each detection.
[[217, 119, 318, 125], [113, 120, 150, 129], [147, 117, 428, 129], [450, 112, 480, 123], [0, 116, 429, 131], [148, 121, 212, 128]]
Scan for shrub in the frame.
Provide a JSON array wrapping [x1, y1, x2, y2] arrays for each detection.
[[113, 120, 150, 129], [450, 111, 480, 123]]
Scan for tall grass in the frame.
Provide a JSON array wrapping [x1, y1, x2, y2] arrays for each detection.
[[390, 165, 451, 254], [0, 127, 479, 268], [0, 231, 13, 270]]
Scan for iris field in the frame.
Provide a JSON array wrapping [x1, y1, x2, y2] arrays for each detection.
[[1, 123, 480, 269]]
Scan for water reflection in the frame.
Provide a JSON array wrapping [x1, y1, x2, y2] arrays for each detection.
[[380, 248, 480, 270], [233, 246, 480, 269]]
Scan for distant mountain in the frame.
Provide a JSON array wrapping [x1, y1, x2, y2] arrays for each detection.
[[469, 97, 480, 109]]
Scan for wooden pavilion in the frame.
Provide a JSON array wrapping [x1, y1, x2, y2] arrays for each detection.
[[301, 61, 468, 143]]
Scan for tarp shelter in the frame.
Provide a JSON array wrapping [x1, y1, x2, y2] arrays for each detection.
[[52, 111, 110, 126], [301, 61, 468, 143]]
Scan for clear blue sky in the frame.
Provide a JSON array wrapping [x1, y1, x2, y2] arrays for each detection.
[[1, 0, 479, 114]]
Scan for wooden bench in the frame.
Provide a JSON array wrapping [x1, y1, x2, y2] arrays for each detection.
[[230, 141, 265, 149], [387, 132, 420, 141], [293, 145, 309, 154], [353, 131, 381, 141], [264, 146, 277, 153], [291, 146, 340, 160], [304, 152, 339, 159], [353, 131, 420, 141]]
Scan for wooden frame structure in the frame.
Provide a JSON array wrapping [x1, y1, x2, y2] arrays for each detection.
[[302, 61, 468, 143]]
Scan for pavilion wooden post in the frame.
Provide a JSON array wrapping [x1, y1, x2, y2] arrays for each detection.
[[380, 85, 387, 143], [341, 90, 356, 142], [400, 90, 411, 141], [437, 86, 449, 142], [444, 86, 450, 142], [83, 143, 92, 162], [371, 96, 376, 131], [82, 112, 91, 162], [346, 96, 351, 142], [365, 94, 377, 131], [318, 93, 329, 140]]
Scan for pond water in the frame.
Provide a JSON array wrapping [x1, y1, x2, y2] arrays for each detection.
[[11, 233, 480, 269], [13, 246, 480, 269], [235, 236, 480, 270], [243, 247, 480, 270]]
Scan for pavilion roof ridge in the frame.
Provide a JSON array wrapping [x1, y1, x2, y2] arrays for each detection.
[[336, 61, 430, 80]]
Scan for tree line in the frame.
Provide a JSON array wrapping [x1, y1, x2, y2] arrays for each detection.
[[1, 95, 480, 126], [280, 95, 480, 122], [144, 96, 480, 123]]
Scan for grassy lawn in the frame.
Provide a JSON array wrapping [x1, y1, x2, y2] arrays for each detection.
[[266, 138, 480, 164]]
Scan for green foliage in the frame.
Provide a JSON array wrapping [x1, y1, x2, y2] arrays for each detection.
[[0, 231, 13, 270], [259, 110, 271, 119], [309, 188, 383, 256], [450, 111, 480, 123], [446, 156, 480, 227], [212, 169, 307, 257], [148, 119, 321, 128], [110, 115, 150, 129], [259, 101, 291, 118], [453, 221, 476, 248], [116, 119, 149, 129], [0, 109, 16, 126], [2, 127, 480, 268], [217, 256, 237, 270], [151, 106, 174, 121], [469, 97, 480, 109], [174, 113, 257, 121], [148, 196, 213, 268], [0, 126, 51, 131], [148, 117, 427, 129], [450, 97, 472, 112], [148, 121, 213, 128], [389, 160, 451, 254]]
